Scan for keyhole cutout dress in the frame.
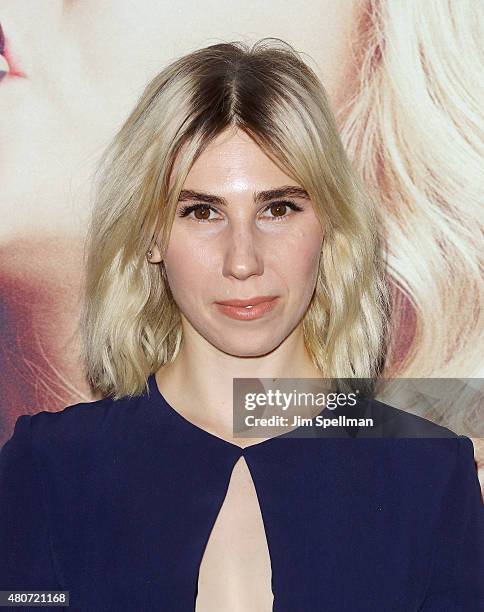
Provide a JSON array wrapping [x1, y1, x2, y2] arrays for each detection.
[[1, 372, 483, 611]]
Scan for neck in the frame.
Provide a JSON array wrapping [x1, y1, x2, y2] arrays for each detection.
[[154, 321, 323, 441]]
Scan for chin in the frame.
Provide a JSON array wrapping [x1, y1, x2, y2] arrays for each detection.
[[212, 332, 287, 358]]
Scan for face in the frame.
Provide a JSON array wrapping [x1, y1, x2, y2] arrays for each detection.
[[158, 128, 324, 357]]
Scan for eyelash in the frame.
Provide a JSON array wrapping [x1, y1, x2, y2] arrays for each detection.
[[177, 200, 304, 223]]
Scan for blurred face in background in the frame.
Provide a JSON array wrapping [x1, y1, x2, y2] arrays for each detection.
[[0, 0, 357, 421], [0, 0, 357, 238]]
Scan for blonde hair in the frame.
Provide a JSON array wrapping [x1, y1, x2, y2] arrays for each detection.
[[337, 1, 483, 434], [80, 38, 391, 399]]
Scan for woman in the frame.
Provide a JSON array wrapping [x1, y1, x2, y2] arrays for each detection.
[[1, 1, 482, 488], [1, 39, 483, 612]]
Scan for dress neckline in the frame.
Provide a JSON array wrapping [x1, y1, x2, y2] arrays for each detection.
[[147, 372, 309, 456]]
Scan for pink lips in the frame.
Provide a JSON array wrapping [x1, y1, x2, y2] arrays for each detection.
[[214, 296, 279, 321]]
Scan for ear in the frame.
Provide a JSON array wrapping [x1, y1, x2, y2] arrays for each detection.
[[147, 242, 163, 263]]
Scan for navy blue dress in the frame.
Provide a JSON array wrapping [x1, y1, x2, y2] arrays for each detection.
[[1, 373, 483, 611]]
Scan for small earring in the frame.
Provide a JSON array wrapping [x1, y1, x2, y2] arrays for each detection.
[[147, 249, 153, 259]]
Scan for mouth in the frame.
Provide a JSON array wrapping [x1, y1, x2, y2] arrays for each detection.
[[214, 296, 279, 321]]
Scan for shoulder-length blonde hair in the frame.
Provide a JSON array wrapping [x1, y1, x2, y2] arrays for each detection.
[[79, 38, 391, 400]]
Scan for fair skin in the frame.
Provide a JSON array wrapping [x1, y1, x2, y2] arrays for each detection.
[[0, 0, 358, 437], [4, 5, 481, 499], [149, 127, 325, 446], [148, 127, 326, 611]]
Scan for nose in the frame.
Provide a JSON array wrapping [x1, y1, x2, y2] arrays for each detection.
[[222, 225, 264, 280]]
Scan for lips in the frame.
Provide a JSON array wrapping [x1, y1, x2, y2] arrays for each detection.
[[214, 296, 279, 321], [215, 296, 277, 307]]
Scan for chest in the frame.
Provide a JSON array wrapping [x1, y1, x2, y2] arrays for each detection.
[[195, 456, 274, 611], [47, 438, 441, 611]]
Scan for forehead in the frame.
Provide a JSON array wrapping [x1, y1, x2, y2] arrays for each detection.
[[174, 128, 299, 192]]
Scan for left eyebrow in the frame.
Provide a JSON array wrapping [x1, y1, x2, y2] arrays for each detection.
[[177, 185, 310, 207]]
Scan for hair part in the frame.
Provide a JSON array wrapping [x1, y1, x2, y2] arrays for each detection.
[[79, 37, 391, 399]]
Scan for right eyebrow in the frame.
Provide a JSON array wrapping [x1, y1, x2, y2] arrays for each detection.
[[177, 186, 311, 208]]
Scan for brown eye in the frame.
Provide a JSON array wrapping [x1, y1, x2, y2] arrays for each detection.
[[269, 203, 288, 217], [194, 206, 211, 220], [261, 200, 303, 221], [177, 203, 218, 222]]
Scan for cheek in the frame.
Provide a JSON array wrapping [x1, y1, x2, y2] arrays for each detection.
[[162, 237, 216, 301], [273, 225, 323, 292], [291, 248, 321, 300]]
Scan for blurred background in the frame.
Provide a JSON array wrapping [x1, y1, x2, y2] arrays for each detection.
[[1, 1, 482, 449]]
